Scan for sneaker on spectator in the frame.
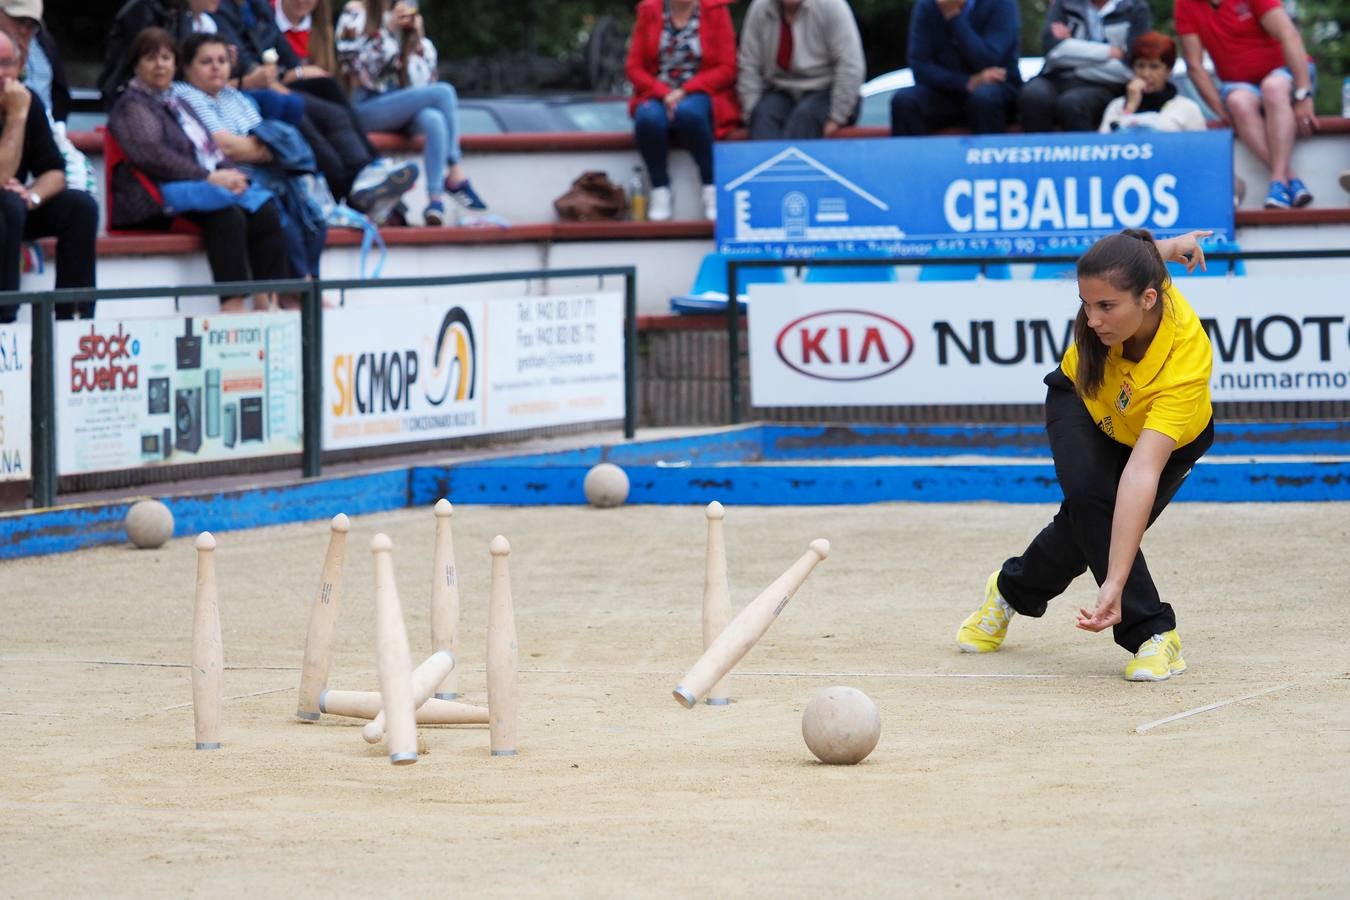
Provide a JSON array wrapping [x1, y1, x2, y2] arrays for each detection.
[[446, 178, 487, 211], [377, 201, 409, 228], [1340, 170, 1350, 194], [649, 186, 673, 222], [1286, 177, 1312, 208], [1263, 180, 1292, 209], [423, 200, 449, 226], [702, 185, 717, 221], [349, 160, 418, 214]]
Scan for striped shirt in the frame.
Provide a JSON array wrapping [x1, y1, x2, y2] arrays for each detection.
[[170, 82, 262, 136]]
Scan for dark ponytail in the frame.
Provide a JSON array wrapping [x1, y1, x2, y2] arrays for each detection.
[[1072, 228, 1171, 398]]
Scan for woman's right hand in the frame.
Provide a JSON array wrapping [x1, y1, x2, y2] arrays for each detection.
[[241, 63, 280, 90], [208, 169, 249, 195]]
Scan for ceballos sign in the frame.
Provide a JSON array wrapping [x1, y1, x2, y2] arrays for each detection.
[[774, 309, 914, 381]]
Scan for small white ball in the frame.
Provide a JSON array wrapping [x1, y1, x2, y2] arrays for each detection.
[[125, 499, 175, 549], [583, 463, 629, 508], [801, 686, 881, 765]]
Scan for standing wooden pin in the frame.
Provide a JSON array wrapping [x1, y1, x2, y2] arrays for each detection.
[[429, 499, 461, 701], [192, 532, 223, 750], [703, 501, 733, 706], [486, 535, 518, 756], [371, 533, 418, 765], [296, 514, 350, 721], [673, 539, 830, 708]]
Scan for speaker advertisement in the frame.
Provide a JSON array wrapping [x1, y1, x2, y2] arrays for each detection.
[[0, 323, 30, 482], [323, 292, 625, 451], [55, 315, 303, 475]]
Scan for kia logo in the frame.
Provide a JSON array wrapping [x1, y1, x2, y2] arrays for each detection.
[[775, 309, 914, 381]]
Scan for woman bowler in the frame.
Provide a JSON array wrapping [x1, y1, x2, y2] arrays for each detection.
[[957, 228, 1216, 681]]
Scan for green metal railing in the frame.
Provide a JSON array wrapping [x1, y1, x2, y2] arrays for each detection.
[[1, 266, 638, 509]]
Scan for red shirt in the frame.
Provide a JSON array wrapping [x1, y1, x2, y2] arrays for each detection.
[[1174, 0, 1293, 84]]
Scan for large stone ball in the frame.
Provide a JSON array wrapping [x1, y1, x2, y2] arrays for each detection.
[[125, 499, 175, 549]]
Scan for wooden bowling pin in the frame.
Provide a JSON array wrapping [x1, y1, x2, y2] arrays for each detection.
[[702, 501, 732, 706], [319, 690, 489, 725], [371, 534, 418, 765], [486, 535, 518, 756], [296, 514, 350, 721], [362, 649, 456, 743], [192, 532, 223, 749], [673, 539, 830, 709], [429, 499, 461, 700]]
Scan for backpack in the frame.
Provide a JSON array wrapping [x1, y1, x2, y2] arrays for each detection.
[[554, 171, 626, 222]]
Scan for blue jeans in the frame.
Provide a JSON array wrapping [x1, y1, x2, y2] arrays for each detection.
[[353, 83, 462, 198], [633, 92, 714, 188]]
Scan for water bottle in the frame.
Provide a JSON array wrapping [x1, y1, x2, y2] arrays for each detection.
[[1343, 76, 1350, 118], [628, 167, 648, 222]]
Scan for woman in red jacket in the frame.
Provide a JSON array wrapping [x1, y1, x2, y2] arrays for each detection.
[[625, 0, 741, 221]]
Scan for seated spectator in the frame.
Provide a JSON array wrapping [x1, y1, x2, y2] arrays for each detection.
[[213, 0, 416, 215], [889, 0, 1022, 136], [0, 25, 97, 322], [100, 0, 220, 109], [108, 27, 288, 312], [1099, 32, 1204, 132], [337, 0, 487, 226], [1175, 0, 1318, 208], [1020, 0, 1150, 133], [174, 32, 326, 281], [1, 0, 65, 122], [3, 1, 96, 196], [737, 0, 865, 140], [624, 0, 741, 222]]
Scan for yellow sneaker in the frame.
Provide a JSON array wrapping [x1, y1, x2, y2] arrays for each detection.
[[957, 572, 1014, 653], [1124, 630, 1187, 682]]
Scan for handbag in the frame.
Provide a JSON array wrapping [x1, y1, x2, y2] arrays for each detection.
[[553, 171, 626, 222]]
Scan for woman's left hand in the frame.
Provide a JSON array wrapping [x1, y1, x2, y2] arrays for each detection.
[[663, 88, 685, 118], [1076, 583, 1123, 632]]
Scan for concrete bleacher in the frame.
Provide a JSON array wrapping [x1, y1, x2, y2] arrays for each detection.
[[37, 118, 1350, 318]]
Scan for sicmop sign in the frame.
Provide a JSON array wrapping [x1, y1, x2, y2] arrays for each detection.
[[323, 292, 624, 450], [55, 315, 303, 474], [714, 130, 1234, 259], [749, 276, 1350, 406], [0, 323, 30, 481]]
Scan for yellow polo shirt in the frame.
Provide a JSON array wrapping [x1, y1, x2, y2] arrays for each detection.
[[1060, 287, 1213, 448]]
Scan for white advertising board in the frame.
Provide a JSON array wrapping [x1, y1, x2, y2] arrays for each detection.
[[0, 323, 30, 481], [749, 275, 1350, 406], [55, 315, 303, 474], [323, 292, 624, 450]]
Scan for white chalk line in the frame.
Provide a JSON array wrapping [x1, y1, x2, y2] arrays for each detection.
[[1134, 681, 1303, 735], [516, 667, 1102, 680], [157, 686, 293, 713], [0, 657, 298, 671]]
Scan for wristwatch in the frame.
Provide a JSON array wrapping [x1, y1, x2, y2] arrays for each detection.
[[28, 191, 40, 209], [1292, 86, 1312, 102]]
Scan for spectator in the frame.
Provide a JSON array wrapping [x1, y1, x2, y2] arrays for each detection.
[[274, 0, 337, 76], [737, 0, 865, 140], [889, 0, 1022, 136], [0, 0, 65, 123], [100, 0, 220, 108], [625, 0, 741, 222], [0, 26, 97, 322], [1175, 0, 1318, 209], [336, 0, 487, 226], [213, 0, 416, 214], [108, 27, 288, 312], [174, 32, 326, 281], [1099, 32, 1204, 133], [1020, 0, 1150, 133]]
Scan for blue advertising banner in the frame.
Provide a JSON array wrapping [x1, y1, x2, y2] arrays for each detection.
[[714, 130, 1234, 259]]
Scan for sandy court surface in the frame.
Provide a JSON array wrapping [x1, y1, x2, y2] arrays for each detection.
[[3, 500, 1348, 897]]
